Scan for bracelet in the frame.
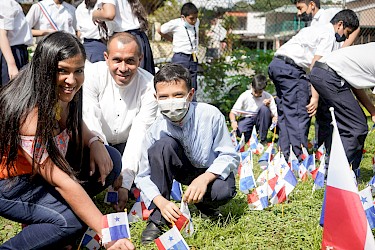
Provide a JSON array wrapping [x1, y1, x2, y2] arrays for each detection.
[[230, 120, 237, 123], [88, 135, 104, 148]]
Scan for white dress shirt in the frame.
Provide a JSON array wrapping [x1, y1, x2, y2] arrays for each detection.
[[135, 102, 239, 208], [231, 89, 277, 117], [101, 0, 140, 35], [320, 42, 375, 89], [0, 0, 32, 46], [311, 8, 341, 26], [83, 61, 158, 190], [275, 23, 340, 69], [26, 0, 77, 37], [75, 1, 101, 40], [160, 18, 200, 54]]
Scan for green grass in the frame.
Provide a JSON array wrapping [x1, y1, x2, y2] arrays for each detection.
[[1, 119, 375, 249]]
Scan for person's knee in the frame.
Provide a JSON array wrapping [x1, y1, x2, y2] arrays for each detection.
[[106, 145, 122, 180], [148, 136, 179, 155], [211, 173, 236, 202]]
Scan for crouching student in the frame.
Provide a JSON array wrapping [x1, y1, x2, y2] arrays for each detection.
[[135, 63, 239, 244], [229, 74, 278, 143]]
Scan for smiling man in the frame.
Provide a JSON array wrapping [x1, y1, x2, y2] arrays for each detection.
[[83, 32, 157, 210]]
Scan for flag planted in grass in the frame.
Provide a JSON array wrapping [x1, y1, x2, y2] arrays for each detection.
[[79, 227, 101, 250], [359, 186, 375, 229], [239, 152, 256, 194], [247, 182, 269, 210], [102, 212, 131, 244], [155, 226, 190, 250]]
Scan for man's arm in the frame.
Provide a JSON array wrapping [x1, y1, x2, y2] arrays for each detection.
[[0, 29, 18, 80], [342, 27, 360, 48]]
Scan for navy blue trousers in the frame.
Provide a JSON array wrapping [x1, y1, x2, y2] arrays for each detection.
[[172, 52, 198, 93], [268, 58, 310, 160], [310, 66, 368, 171], [126, 29, 155, 75], [147, 136, 236, 226], [0, 145, 121, 249], [83, 38, 106, 63], [0, 44, 29, 86], [237, 105, 272, 142]]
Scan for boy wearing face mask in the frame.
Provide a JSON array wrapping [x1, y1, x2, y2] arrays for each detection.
[[292, 0, 359, 48], [135, 63, 239, 245], [229, 74, 278, 144], [157, 3, 199, 99], [268, 9, 359, 161]]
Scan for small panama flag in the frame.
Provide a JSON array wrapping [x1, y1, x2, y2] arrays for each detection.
[[155, 226, 190, 250], [79, 227, 101, 250], [104, 186, 118, 205], [180, 201, 194, 237], [101, 212, 130, 244]]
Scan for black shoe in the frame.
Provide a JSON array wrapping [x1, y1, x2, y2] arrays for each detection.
[[197, 206, 222, 219], [141, 221, 164, 245]]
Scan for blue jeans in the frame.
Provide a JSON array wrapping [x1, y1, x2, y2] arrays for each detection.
[[0, 145, 122, 249]]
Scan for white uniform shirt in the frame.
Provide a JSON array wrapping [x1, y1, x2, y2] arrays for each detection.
[[26, 0, 77, 36], [160, 18, 200, 54], [0, 0, 32, 46], [101, 0, 140, 34], [208, 21, 227, 49], [275, 23, 340, 69], [75, 1, 101, 40], [83, 61, 158, 190], [231, 89, 277, 118], [311, 8, 341, 26], [320, 42, 375, 89]]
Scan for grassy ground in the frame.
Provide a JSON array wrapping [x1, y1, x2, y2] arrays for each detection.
[[1, 119, 375, 249]]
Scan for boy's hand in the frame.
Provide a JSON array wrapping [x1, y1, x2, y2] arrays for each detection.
[[263, 98, 271, 106], [183, 172, 217, 204], [231, 121, 238, 131], [306, 97, 318, 117], [154, 196, 181, 223]]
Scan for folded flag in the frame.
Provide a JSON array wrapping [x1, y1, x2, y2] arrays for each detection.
[[171, 180, 182, 201], [258, 143, 273, 169], [311, 155, 326, 190], [301, 145, 309, 161], [235, 133, 246, 152], [359, 186, 375, 229], [247, 182, 269, 210], [315, 143, 325, 161], [239, 152, 256, 194], [102, 212, 131, 244], [180, 202, 194, 236], [322, 107, 375, 249], [104, 187, 118, 205], [155, 226, 190, 250], [79, 227, 101, 250], [230, 130, 238, 147], [288, 145, 299, 172]]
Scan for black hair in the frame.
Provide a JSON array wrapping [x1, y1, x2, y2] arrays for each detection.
[[181, 2, 198, 17], [128, 0, 149, 31], [251, 74, 267, 91], [292, 0, 320, 9], [107, 32, 142, 57], [0, 31, 85, 179], [330, 9, 359, 31], [84, 0, 97, 9], [154, 63, 192, 90]]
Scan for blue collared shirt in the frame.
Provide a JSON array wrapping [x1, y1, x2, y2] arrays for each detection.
[[135, 102, 239, 207]]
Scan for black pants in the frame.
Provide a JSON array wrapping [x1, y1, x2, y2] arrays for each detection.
[[237, 105, 272, 142], [310, 66, 368, 171], [147, 136, 236, 225], [0, 44, 28, 86]]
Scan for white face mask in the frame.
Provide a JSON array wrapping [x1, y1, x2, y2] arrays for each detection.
[[158, 96, 189, 122]]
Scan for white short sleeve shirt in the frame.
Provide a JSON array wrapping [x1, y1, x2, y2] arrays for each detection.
[[160, 18, 200, 54], [0, 0, 32, 46], [26, 0, 77, 35], [75, 1, 101, 40], [320, 42, 375, 89], [275, 23, 340, 69], [311, 8, 341, 26]]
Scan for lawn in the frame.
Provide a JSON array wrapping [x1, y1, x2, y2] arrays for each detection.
[[1, 118, 375, 249]]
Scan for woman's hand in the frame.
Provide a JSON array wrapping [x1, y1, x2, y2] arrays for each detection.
[[90, 142, 113, 186], [105, 238, 135, 250]]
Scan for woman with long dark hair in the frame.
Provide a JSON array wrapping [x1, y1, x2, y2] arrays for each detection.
[[0, 31, 134, 250], [92, 0, 155, 75]]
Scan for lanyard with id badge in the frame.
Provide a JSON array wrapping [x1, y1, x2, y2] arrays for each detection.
[[185, 26, 198, 62]]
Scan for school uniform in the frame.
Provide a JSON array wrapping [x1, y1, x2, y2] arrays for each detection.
[[101, 0, 155, 75], [231, 89, 277, 142], [310, 43, 375, 174], [135, 102, 238, 226], [76, 1, 106, 63], [0, 0, 32, 85], [268, 23, 340, 160], [311, 8, 341, 26], [26, 0, 77, 42], [160, 18, 200, 92]]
